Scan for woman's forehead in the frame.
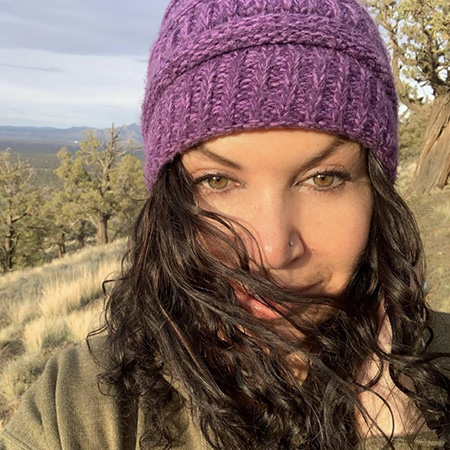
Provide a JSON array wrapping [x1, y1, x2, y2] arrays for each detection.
[[184, 129, 364, 170]]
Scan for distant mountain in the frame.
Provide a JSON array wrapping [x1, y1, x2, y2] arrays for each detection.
[[0, 124, 143, 154]]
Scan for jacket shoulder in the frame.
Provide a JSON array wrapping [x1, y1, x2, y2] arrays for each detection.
[[0, 336, 137, 450]]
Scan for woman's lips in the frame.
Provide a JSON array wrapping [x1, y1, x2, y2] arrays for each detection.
[[238, 292, 284, 320], [236, 284, 321, 321]]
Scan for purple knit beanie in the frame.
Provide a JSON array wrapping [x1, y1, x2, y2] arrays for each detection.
[[142, 0, 398, 189]]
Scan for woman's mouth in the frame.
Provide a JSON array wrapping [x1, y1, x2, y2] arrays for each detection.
[[235, 284, 321, 321], [237, 291, 284, 320]]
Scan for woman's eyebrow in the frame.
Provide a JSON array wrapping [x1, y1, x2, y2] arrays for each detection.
[[195, 136, 349, 171], [298, 136, 350, 172], [195, 145, 242, 170]]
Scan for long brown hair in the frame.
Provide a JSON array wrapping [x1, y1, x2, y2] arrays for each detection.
[[90, 152, 450, 449]]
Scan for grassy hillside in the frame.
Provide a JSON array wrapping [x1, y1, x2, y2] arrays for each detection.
[[0, 240, 125, 426]]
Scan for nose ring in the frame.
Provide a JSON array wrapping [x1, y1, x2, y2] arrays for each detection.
[[289, 240, 294, 247]]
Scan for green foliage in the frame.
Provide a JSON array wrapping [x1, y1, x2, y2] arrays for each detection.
[[54, 125, 146, 246], [397, 0, 449, 96], [365, 0, 450, 192], [365, 0, 449, 108], [398, 108, 430, 162], [0, 151, 45, 272], [22, 154, 61, 189], [109, 153, 147, 239], [0, 125, 146, 272]]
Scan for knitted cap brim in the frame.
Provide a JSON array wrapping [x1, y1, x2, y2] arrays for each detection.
[[143, 43, 397, 188]]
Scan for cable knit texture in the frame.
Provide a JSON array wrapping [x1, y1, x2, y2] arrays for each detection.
[[141, 0, 398, 189]]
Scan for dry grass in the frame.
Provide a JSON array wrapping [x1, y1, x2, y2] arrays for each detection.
[[434, 200, 450, 221], [39, 259, 119, 317], [23, 317, 69, 355], [0, 239, 124, 425], [0, 354, 47, 404], [0, 326, 19, 354], [65, 305, 104, 343], [395, 161, 417, 195], [0, 241, 123, 306], [7, 300, 39, 328]]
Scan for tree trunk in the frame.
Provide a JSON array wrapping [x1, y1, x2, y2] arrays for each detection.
[[57, 231, 66, 258], [77, 221, 86, 249], [96, 215, 109, 245], [3, 236, 13, 271], [411, 93, 450, 194], [4, 218, 15, 271]]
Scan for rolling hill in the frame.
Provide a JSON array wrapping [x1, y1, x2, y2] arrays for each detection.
[[0, 124, 143, 154]]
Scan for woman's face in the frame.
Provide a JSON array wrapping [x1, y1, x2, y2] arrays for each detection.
[[182, 129, 373, 319]]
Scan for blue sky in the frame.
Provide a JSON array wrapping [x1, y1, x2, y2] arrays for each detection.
[[0, 0, 170, 128]]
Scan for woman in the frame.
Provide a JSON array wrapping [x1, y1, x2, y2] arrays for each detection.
[[1, 0, 449, 449]]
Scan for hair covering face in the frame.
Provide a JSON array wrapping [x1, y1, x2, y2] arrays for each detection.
[[141, 0, 398, 189]]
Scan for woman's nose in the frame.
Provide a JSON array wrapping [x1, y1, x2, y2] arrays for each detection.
[[245, 196, 305, 270]]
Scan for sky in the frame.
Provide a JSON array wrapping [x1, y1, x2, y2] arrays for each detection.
[[0, 0, 171, 129]]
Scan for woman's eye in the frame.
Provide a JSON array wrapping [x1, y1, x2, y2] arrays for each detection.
[[202, 176, 230, 190], [312, 174, 335, 188], [302, 170, 349, 191]]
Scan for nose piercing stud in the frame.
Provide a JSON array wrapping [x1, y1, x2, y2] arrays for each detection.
[[289, 240, 294, 247]]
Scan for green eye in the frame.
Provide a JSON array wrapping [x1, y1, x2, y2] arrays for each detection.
[[313, 174, 335, 188], [206, 176, 229, 190]]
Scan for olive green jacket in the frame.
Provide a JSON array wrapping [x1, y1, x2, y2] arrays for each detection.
[[1, 312, 449, 450]]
